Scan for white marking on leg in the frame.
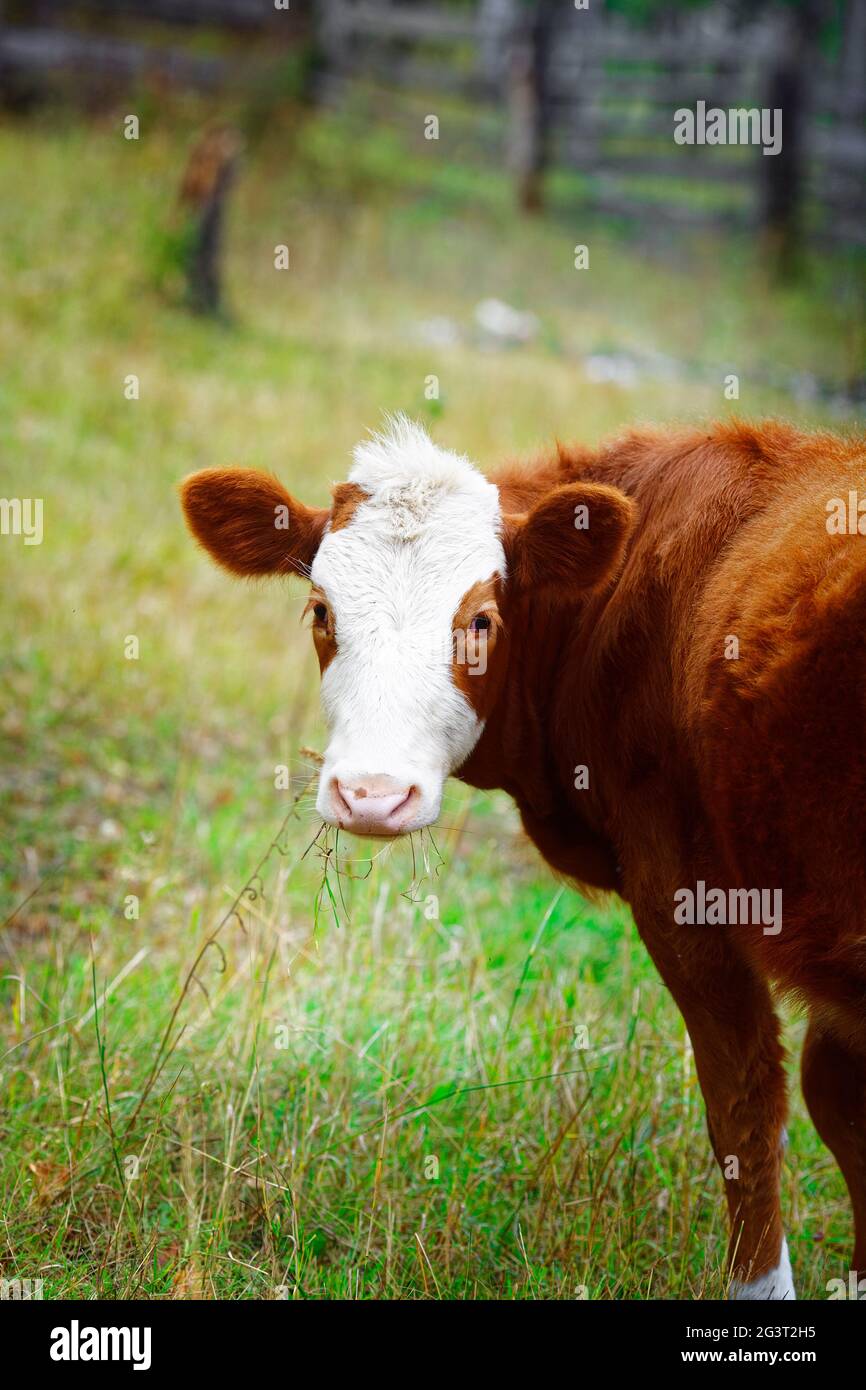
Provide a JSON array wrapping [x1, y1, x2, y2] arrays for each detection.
[[730, 1237, 796, 1300]]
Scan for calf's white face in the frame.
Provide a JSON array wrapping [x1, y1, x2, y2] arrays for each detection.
[[309, 421, 504, 834], [180, 416, 635, 840]]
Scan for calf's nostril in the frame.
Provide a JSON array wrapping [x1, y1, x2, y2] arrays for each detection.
[[387, 785, 419, 823], [332, 778, 352, 818]]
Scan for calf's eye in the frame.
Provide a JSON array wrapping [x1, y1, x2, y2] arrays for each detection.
[[469, 613, 491, 632], [313, 603, 328, 624]]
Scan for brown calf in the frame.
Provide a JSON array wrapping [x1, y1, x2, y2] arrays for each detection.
[[182, 416, 866, 1298]]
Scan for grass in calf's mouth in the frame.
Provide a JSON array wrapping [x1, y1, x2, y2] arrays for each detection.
[[305, 819, 449, 932]]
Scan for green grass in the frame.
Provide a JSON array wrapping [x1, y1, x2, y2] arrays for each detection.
[[0, 95, 861, 1299]]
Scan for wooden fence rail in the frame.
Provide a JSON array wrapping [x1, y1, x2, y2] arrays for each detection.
[[0, 0, 863, 246]]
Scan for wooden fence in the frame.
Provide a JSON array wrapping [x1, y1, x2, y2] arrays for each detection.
[[316, 0, 866, 247], [1, 0, 864, 246], [0, 0, 306, 97]]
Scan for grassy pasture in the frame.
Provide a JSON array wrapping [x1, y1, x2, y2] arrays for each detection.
[[0, 96, 862, 1299]]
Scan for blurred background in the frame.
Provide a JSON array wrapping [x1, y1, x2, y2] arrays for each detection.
[[0, 0, 863, 1301]]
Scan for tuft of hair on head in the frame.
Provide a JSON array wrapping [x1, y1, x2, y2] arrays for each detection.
[[348, 413, 482, 497]]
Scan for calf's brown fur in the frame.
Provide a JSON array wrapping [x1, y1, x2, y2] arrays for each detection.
[[469, 419, 866, 1289]]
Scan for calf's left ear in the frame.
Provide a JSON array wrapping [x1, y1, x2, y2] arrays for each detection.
[[504, 483, 635, 596], [179, 467, 329, 578]]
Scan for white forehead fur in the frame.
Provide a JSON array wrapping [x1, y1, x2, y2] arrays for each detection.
[[312, 414, 504, 632], [347, 415, 497, 540], [310, 416, 504, 789]]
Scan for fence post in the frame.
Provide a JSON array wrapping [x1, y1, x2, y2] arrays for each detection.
[[840, 0, 866, 120], [316, 0, 348, 73], [178, 125, 242, 316], [760, 0, 828, 273], [508, 0, 556, 212]]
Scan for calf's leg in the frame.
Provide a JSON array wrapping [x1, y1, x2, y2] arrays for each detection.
[[801, 1018, 866, 1276], [639, 926, 793, 1298]]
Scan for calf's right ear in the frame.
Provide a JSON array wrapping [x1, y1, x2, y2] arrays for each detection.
[[179, 467, 329, 578], [504, 482, 635, 597]]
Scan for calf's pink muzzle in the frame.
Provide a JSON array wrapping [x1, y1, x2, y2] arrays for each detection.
[[326, 774, 421, 837]]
